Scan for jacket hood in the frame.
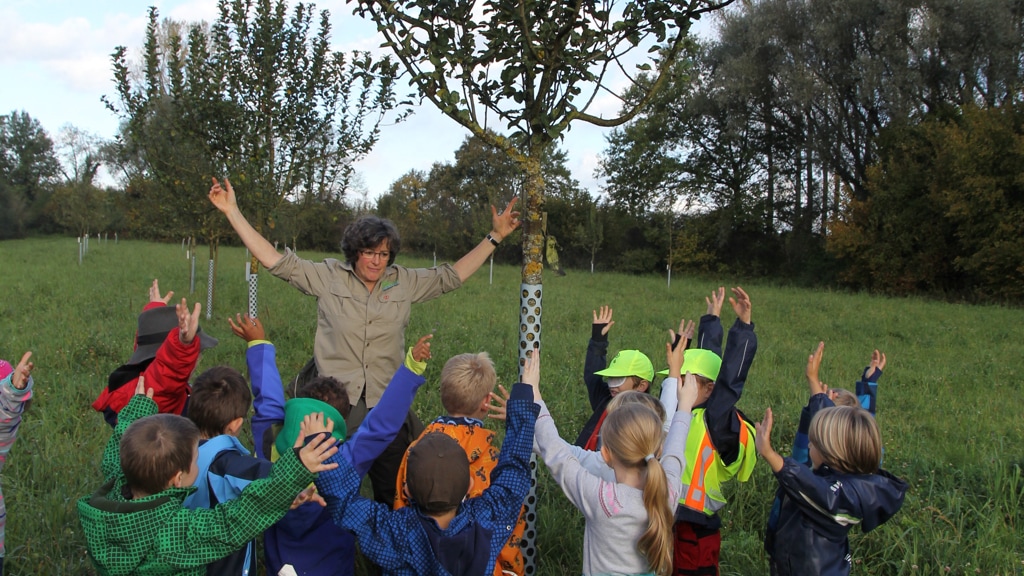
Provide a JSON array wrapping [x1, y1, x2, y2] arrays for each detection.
[[416, 507, 492, 576], [850, 467, 908, 532], [77, 477, 194, 575]]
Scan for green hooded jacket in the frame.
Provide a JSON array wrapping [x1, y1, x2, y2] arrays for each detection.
[[77, 394, 315, 575]]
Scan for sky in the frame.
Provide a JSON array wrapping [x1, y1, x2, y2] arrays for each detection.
[[0, 0, 714, 200]]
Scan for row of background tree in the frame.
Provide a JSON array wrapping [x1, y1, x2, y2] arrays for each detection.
[[2, 0, 1023, 302]]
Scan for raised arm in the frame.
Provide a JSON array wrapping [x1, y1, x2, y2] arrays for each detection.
[[451, 197, 520, 281], [659, 317, 695, 420], [231, 314, 285, 459], [855, 349, 886, 415], [209, 177, 282, 269], [583, 305, 614, 410]]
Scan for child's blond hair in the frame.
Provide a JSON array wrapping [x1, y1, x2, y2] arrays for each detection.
[[120, 414, 200, 495], [440, 352, 496, 416], [601, 404, 673, 576], [809, 406, 881, 474]]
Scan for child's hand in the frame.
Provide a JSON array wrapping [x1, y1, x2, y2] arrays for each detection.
[[728, 286, 751, 324], [295, 416, 339, 474], [411, 334, 433, 362], [806, 341, 828, 396], [754, 407, 774, 454], [521, 349, 541, 401], [11, 351, 34, 390], [677, 371, 699, 411], [176, 298, 202, 344], [228, 314, 266, 342], [592, 306, 614, 337], [754, 407, 785, 472], [134, 375, 155, 399], [301, 412, 335, 437], [148, 279, 174, 305], [865, 349, 887, 381], [665, 319, 693, 378], [705, 287, 725, 317], [486, 384, 510, 420], [289, 485, 326, 509]]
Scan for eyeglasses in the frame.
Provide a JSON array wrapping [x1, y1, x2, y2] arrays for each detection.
[[358, 249, 390, 261]]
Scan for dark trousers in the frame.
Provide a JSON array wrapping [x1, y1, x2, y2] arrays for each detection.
[[345, 397, 425, 506]]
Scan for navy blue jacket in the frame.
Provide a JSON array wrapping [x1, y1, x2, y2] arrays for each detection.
[[574, 334, 611, 448], [765, 396, 907, 575]]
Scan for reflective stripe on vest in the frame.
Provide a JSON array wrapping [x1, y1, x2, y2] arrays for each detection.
[[679, 408, 757, 515]]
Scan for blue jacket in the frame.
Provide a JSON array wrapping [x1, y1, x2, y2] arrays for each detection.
[[315, 384, 538, 576], [182, 435, 271, 575], [765, 395, 907, 575], [248, 342, 426, 576]]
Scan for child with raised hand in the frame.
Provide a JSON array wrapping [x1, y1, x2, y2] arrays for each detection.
[[313, 349, 540, 576], [756, 401, 907, 575], [393, 350, 528, 576], [77, 376, 338, 576], [92, 283, 218, 426], [569, 318, 694, 483], [231, 313, 434, 576], [666, 287, 758, 575], [533, 331, 700, 576], [576, 305, 656, 449], [0, 352, 34, 575], [790, 343, 889, 467]]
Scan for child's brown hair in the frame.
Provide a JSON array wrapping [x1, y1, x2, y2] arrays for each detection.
[[809, 406, 882, 474], [120, 414, 200, 495], [440, 353, 496, 416], [297, 376, 351, 419], [188, 366, 251, 438]]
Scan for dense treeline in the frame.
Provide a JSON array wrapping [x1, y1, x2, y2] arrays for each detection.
[[600, 0, 1024, 300], [3, 0, 1023, 302]]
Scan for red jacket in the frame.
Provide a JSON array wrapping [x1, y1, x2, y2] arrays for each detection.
[[92, 305, 200, 422]]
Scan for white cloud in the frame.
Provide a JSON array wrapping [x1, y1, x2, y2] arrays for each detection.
[[0, 8, 149, 93]]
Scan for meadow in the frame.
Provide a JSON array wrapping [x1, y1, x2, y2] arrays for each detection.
[[0, 236, 1022, 575]]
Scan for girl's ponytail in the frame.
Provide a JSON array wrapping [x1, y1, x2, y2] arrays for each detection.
[[602, 404, 674, 576], [639, 454, 673, 576]]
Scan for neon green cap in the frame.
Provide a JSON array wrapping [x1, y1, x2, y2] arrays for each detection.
[[656, 348, 722, 381], [594, 350, 655, 382]]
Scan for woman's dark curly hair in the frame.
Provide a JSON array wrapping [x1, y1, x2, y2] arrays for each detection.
[[340, 216, 401, 265]]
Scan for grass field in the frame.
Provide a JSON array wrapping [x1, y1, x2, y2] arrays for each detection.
[[1, 236, 1022, 575]]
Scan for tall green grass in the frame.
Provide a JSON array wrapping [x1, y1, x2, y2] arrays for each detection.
[[1, 237, 1022, 574]]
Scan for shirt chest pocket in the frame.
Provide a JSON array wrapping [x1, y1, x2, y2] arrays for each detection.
[[373, 286, 411, 327]]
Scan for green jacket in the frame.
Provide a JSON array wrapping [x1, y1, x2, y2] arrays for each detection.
[[77, 394, 315, 575]]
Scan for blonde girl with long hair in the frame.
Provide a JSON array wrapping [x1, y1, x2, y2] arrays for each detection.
[[527, 331, 698, 576]]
